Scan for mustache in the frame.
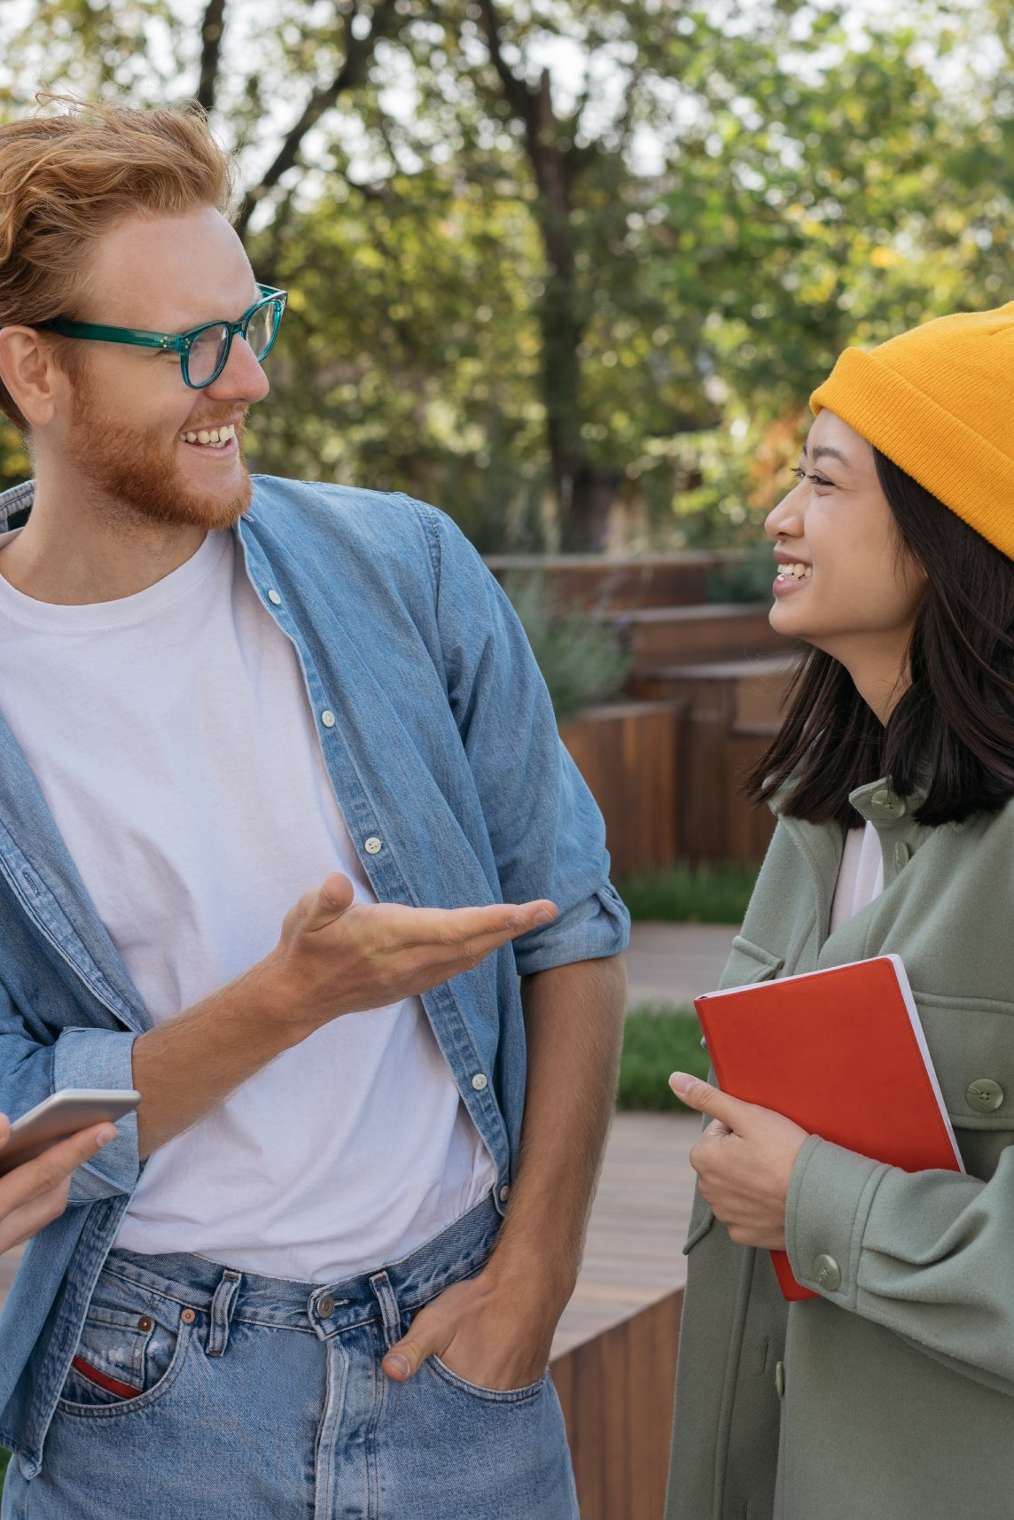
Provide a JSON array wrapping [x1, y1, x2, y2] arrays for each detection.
[[182, 410, 248, 431]]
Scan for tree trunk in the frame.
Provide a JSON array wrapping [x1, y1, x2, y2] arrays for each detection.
[[474, 6, 621, 550]]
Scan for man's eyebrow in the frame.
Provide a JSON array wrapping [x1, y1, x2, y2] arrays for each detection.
[[177, 289, 261, 331]]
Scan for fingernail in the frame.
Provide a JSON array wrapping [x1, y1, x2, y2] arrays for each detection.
[[669, 1072, 693, 1097], [95, 1125, 117, 1147], [534, 909, 554, 925], [385, 1353, 410, 1378]]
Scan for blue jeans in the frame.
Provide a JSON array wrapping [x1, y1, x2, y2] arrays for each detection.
[[1, 1195, 578, 1519]]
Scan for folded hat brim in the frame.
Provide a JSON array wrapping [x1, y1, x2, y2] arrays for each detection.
[[810, 348, 1014, 559]]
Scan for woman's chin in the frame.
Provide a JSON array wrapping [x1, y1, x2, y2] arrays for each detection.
[[769, 601, 803, 636]]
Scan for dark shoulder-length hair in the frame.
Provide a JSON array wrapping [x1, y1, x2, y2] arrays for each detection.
[[745, 450, 1014, 828]]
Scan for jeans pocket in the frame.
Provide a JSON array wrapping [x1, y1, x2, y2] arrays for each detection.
[[57, 1269, 195, 1419], [428, 1353, 548, 1406]]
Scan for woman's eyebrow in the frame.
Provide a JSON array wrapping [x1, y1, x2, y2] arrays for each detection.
[[809, 445, 850, 467]]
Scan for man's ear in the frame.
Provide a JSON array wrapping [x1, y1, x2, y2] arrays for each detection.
[[0, 326, 61, 427]]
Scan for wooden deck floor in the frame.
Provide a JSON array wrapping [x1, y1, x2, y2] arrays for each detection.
[[552, 1110, 697, 1357]]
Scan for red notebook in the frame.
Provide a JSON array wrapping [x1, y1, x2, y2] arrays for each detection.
[[693, 954, 964, 1301]]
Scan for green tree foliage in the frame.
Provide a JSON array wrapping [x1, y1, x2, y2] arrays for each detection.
[[0, 0, 1009, 550]]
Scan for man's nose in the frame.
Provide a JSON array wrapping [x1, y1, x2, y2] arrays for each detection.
[[207, 335, 270, 404]]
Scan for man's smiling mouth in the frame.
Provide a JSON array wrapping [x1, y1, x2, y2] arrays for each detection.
[[181, 423, 236, 449]]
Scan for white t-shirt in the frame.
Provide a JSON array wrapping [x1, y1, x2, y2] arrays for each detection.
[[0, 529, 495, 1281], [829, 820, 885, 933]]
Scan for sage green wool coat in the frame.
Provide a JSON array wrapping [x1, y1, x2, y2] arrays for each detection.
[[666, 776, 1014, 1520]]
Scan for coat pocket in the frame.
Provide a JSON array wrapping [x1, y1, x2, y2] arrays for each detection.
[[682, 1183, 714, 1255], [718, 935, 784, 991]]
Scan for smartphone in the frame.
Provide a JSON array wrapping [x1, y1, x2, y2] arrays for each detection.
[[0, 1089, 141, 1176]]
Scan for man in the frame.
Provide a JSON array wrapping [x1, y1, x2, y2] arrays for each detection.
[[0, 101, 628, 1518]]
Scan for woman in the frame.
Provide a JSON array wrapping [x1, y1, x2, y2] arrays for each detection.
[[664, 300, 1014, 1520]]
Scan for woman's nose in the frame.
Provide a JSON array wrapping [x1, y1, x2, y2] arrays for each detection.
[[764, 488, 803, 541]]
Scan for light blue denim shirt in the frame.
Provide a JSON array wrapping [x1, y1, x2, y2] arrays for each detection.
[[0, 474, 628, 1477]]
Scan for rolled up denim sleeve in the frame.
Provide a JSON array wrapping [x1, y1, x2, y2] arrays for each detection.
[[0, 987, 140, 1204], [424, 505, 630, 974]]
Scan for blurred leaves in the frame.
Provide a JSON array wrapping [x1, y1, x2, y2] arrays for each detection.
[[0, 0, 1009, 549]]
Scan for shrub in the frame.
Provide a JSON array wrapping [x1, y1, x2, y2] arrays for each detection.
[[502, 571, 631, 723], [618, 1005, 710, 1111], [618, 862, 757, 923]]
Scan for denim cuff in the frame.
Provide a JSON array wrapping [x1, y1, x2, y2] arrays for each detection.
[[53, 1027, 141, 1203], [512, 884, 629, 977]]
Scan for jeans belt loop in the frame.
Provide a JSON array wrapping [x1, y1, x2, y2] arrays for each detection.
[[368, 1270, 401, 1351], [206, 1269, 242, 1358]]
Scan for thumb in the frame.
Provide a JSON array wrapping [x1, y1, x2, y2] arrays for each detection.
[[669, 1071, 753, 1133], [304, 873, 355, 931], [382, 1306, 452, 1384]]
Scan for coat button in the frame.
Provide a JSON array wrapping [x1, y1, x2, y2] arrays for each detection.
[[814, 1254, 842, 1292], [364, 837, 382, 855], [774, 1360, 785, 1399], [137, 1316, 153, 1332], [180, 1308, 197, 1324], [318, 1296, 336, 1317], [966, 1078, 1004, 1112], [471, 1073, 488, 1091], [499, 1184, 511, 1202], [321, 709, 336, 728], [267, 589, 282, 605], [894, 841, 911, 869], [870, 787, 906, 819]]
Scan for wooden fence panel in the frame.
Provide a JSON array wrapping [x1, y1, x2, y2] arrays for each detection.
[[485, 552, 735, 612]]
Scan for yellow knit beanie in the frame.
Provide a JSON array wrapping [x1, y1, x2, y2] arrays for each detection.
[[810, 300, 1014, 558]]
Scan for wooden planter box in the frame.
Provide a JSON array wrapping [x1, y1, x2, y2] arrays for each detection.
[[560, 672, 789, 869], [552, 1290, 682, 1520], [559, 702, 683, 879]]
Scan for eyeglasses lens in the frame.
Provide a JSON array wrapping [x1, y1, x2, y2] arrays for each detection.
[[188, 325, 230, 387], [246, 299, 281, 360]]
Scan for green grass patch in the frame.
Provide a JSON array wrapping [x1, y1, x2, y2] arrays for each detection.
[[618, 1004, 710, 1112], [618, 861, 757, 923]]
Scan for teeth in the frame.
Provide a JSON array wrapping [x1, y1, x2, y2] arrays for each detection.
[[777, 562, 812, 580], [181, 424, 236, 447]]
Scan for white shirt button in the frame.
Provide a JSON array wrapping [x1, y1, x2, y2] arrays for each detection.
[[321, 710, 336, 728], [267, 589, 282, 605], [471, 1073, 488, 1092], [499, 1184, 510, 1202], [364, 837, 382, 855]]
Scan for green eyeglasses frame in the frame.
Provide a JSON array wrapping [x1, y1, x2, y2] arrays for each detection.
[[37, 283, 288, 389]]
